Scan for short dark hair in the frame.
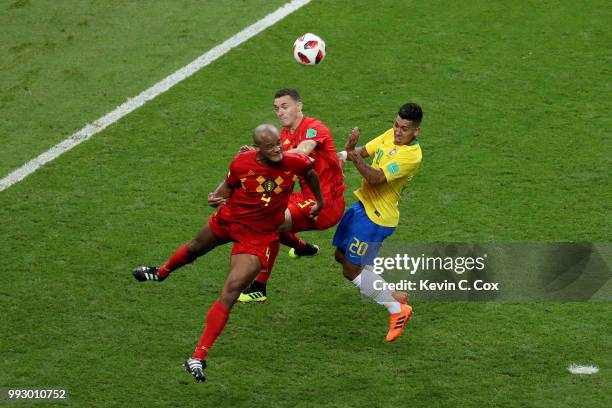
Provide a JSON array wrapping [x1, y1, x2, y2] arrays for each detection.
[[398, 103, 423, 126], [274, 88, 301, 102]]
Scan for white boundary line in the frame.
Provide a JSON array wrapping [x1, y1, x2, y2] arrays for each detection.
[[0, 0, 311, 192]]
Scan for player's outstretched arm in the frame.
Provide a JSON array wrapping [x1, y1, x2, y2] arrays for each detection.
[[208, 180, 234, 208], [344, 127, 386, 186], [342, 127, 370, 160], [287, 140, 318, 156], [338, 146, 368, 162], [348, 150, 386, 186], [302, 168, 324, 217], [338, 127, 367, 168]]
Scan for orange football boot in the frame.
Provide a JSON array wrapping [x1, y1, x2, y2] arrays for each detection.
[[386, 303, 413, 342]]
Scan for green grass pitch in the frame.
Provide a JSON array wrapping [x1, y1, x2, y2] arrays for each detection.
[[1, 0, 610, 406]]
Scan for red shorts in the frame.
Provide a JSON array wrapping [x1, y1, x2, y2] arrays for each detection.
[[287, 193, 345, 232], [208, 210, 279, 272]]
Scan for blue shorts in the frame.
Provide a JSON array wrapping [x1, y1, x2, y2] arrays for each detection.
[[332, 201, 395, 266]]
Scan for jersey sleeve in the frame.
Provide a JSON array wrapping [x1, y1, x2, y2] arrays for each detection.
[[381, 150, 421, 183], [225, 158, 241, 188], [286, 153, 314, 175], [364, 133, 386, 158], [302, 122, 331, 146]]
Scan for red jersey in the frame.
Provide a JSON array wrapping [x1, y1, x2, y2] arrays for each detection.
[[222, 150, 313, 233], [281, 116, 346, 200]]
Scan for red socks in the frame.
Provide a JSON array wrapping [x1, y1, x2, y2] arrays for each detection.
[[255, 269, 270, 285], [280, 232, 307, 252], [192, 300, 230, 360], [158, 243, 196, 279]]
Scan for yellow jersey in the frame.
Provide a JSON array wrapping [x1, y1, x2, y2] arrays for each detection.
[[354, 128, 422, 227]]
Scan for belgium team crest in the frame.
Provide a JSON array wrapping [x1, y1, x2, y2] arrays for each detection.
[[262, 179, 275, 193], [256, 176, 284, 194]]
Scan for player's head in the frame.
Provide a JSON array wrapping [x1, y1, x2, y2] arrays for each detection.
[[393, 103, 423, 145], [273, 88, 303, 130], [253, 124, 283, 163]]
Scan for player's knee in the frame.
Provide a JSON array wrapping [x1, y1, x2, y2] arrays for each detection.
[[342, 265, 360, 281], [219, 290, 238, 307], [338, 256, 361, 280], [187, 240, 205, 257], [220, 285, 240, 306], [221, 273, 249, 304], [218, 287, 238, 310], [334, 249, 345, 264]]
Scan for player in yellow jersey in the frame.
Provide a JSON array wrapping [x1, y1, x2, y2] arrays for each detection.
[[333, 103, 423, 342]]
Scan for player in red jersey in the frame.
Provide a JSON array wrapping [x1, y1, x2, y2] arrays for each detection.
[[132, 124, 323, 382], [238, 89, 346, 303]]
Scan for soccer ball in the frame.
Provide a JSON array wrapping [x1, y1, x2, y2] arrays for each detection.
[[293, 33, 326, 66]]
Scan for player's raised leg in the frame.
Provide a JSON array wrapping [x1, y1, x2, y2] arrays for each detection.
[[334, 248, 412, 342], [332, 201, 412, 342], [132, 222, 227, 282]]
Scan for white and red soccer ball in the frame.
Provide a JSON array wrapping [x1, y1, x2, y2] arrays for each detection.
[[293, 33, 326, 66]]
